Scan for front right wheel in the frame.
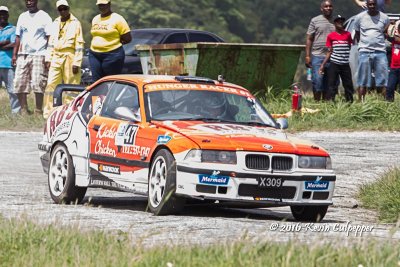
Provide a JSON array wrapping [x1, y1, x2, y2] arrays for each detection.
[[148, 149, 185, 215], [290, 205, 328, 222]]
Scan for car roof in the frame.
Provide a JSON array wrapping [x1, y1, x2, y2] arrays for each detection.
[[93, 74, 248, 91], [131, 28, 225, 41]]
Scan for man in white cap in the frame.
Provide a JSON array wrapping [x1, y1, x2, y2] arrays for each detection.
[[43, 0, 84, 118], [12, 0, 52, 115], [0, 6, 20, 114]]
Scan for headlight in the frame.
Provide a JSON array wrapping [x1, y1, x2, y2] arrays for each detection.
[[298, 156, 332, 169], [184, 150, 237, 164]]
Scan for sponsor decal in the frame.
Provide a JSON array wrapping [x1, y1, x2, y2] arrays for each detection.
[[157, 135, 172, 144], [115, 123, 139, 146], [90, 179, 130, 190], [53, 121, 71, 136], [198, 171, 230, 186], [305, 177, 329, 191], [263, 144, 273, 150], [49, 104, 76, 137], [121, 145, 151, 157], [145, 83, 253, 97], [98, 164, 120, 174], [96, 123, 117, 139], [95, 140, 116, 157]]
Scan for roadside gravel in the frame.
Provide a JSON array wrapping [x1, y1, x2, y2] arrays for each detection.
[[1, 131, 399, 247]]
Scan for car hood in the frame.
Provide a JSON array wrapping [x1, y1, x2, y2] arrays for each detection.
[[153, 121, 329, 156]]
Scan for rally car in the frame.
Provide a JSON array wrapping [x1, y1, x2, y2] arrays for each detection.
[[38, 75, 336, 222]]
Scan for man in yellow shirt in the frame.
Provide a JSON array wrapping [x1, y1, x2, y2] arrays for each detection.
[[43, 0, 84, 118], [89, 0, 131, 82]]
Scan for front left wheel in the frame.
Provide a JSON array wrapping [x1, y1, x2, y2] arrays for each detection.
[[290, 205, 328, 222], [148, 149, 185, 215], [48, 144, 87, 204]]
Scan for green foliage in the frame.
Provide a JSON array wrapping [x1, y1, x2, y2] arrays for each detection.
[[359, 167, 400, 223], [5, 0, 400, 46], [1, 216, 400, 267], [264, 92, 400, 131]]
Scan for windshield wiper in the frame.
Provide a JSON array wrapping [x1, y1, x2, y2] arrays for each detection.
[[241, 121, 274, 127]]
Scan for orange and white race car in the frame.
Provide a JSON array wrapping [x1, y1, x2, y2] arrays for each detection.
[[38, 75, 336, 222]]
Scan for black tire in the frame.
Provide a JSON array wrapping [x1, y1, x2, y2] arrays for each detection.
[[290, 205, 329, 222], [148, 149, 185, 215], [48, 144, 87, 204]]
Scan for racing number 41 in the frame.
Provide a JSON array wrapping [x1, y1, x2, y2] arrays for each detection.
[[258, 177, 282, 188]]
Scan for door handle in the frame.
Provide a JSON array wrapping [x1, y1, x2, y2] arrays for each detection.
[[93, 124, 100, 131]]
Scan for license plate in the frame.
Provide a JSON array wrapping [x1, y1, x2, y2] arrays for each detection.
[[258, 177, 282, 188]]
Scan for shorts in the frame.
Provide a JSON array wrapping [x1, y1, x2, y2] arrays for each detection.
[[357, 51, 388, 88], [14, 54, 48, 94]]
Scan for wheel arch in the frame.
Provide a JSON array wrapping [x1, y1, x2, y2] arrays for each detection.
[[148, 145, 175, 169]]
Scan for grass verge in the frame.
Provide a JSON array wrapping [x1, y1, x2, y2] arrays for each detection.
[[359, 167, 400, 223], [265, 90, 400, 131], [1, 216, 400, 267], [0, 91, 44, 131]]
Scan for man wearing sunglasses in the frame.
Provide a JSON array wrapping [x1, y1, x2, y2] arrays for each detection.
[[43, 0, 84, 118]]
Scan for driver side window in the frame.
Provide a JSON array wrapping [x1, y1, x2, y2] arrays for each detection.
[[101, 83, 141, 121], [80, 82, 113, 123]]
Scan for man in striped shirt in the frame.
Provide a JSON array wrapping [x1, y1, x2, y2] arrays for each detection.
[[306, 0, 335, 101], [319, 15, 354, 102]]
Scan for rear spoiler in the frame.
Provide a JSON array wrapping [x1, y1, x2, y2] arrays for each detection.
[[53, 84, 86, 107]]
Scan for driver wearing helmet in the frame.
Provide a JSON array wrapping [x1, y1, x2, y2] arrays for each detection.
[[200, 91, 231, 119]]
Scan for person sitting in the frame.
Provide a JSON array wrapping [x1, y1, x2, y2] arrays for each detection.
[[198, 91, 237, 120]]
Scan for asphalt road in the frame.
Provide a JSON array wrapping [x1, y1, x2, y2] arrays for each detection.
[[1, 131, 399, 247]]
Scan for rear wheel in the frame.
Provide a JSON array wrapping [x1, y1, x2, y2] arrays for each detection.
[[148, 149, 185, 215], [290, 205, 328, 222], [48, 144, 87, 204]]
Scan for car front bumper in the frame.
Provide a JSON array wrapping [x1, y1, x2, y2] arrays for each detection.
[[175, 165, 335, 206]]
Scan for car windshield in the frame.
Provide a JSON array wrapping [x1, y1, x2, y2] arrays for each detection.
[[145, 88, 277, 128], [123, 31, 165, 55]]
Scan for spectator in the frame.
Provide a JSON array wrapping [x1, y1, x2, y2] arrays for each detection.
[[12, 0, 52, 115], [386, 21, 400, 101], [353, 0, 391, 12], [89, 0, 132, 82], [319, 15, 354, 102], [354, 0, 390, 101], [305, 0, 335, 101], [43, 0, 84, 118], [0, 6, 20, 115]]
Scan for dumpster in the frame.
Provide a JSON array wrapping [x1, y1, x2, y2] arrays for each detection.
[[136, 42, 305, 92]]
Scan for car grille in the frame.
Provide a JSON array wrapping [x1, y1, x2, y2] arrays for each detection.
[[238, 184, 296, 199], [272, 156, 293, 171], [245, 155, 269, 170], [245, 155, 293, 171]]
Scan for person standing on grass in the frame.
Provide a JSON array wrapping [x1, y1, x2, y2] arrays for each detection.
[[43, 0, 84, 118], [354, 0, 390, 102], [386, 21, 400, 102], [319, 15, 354, 103], [0, 6, 20, 115], [89, 0, 131, 82], [12, 0, 52, 115], [353, 0, 391, 12], [305, 0, 335, 101]]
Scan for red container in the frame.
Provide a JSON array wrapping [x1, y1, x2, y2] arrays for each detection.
[[292, 86, 302, 111]]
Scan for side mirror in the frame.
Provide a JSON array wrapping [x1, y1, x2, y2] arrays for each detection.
[[276, 118, 288, 129], [114, 106, 141, 122]]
